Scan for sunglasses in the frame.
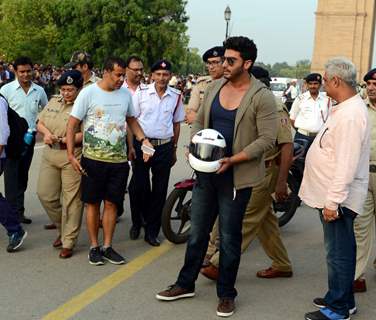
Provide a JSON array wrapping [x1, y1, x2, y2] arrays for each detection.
[[223, 57, 237, 66]]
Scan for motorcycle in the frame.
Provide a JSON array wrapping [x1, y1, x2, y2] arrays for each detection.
[[161, 139, 309, 244]]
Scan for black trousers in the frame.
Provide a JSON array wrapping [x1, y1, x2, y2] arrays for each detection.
[[129, 140, 173, 238], [4, 141, 35, 216]]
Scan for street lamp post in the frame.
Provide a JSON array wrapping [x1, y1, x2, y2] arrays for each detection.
[[224, 5, 231, 40]]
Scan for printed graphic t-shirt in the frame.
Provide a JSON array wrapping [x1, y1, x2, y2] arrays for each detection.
[[71, 83, 135, 163]]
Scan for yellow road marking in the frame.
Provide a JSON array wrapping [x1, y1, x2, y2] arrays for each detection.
[[42, 242, 174, 320]]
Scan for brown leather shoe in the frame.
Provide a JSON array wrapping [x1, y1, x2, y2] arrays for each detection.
[[53, 236, 62, 248], [44, 223, 57, 230], [217, 298, 235, 317], [200, 264, 219, 281], [353, 278, 367, 293], [156, 284, 195, 301], [256, 267, 293, 278], [59, 248, 73, 259]]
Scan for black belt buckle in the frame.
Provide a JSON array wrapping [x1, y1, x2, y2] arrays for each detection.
[[370, 164, 376, 173]]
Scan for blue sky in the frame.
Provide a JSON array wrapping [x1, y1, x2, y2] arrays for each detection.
[[186, 0, 376, 66]]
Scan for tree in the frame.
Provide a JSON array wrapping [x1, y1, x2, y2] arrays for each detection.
[[0, 0, 191, 73]]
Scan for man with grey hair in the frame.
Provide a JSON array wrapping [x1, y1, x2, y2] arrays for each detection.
[[299, 57, 370, 320]]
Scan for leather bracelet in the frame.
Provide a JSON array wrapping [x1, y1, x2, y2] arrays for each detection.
[[140, 137, 146, 144]]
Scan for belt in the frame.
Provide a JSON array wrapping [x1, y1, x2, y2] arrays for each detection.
[[297, 129, 318, 137], [148, 138, 172, 147], [49, 142, 81, 150], [370, 164, 376, 173]]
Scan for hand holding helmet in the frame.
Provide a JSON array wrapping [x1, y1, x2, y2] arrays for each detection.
[[188, 129, 227, 173]]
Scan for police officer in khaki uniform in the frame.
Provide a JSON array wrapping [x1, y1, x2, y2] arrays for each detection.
[[353, 68, 376, 292], [65, 51, 100, 87], [185, 46, 224, 124], [201, 66, 293, 280], [36, 70, 84, 259]]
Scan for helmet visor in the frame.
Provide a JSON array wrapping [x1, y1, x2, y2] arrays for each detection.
[[189, 142, 225, 161]]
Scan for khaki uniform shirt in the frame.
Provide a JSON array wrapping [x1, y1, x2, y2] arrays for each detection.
[[38, 96, 81, 148], [366, 98, 376, 164], [187, 76, 212, 112], [265, 97, 293, 161], [83, 72, 101, 88]]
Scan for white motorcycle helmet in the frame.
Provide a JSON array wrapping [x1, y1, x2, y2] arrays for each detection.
[[188, 129, 226, 173]]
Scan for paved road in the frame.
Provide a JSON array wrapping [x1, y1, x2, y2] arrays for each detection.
[[0, 124, 375, 320]]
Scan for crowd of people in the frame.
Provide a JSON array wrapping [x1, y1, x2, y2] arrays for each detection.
[[0, 35, 376, 320]]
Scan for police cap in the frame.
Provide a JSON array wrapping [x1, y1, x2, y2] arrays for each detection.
[[250, 66, 271, 81], [151, 59, 172, 72], [363, 68, 376, 81], [202, 46, 224, 62], [64, 51, 92, 69], [305, 73, 322, 83], [57, 70, 83, 89]]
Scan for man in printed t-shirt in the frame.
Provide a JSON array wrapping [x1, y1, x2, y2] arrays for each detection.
[[66, 57, 154, 266]]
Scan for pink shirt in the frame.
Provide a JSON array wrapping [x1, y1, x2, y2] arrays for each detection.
[[299, 94, 370, 215]]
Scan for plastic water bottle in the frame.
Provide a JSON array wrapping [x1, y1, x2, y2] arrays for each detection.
[[23, 129, 34, 146], [21, 129, 34, 156]]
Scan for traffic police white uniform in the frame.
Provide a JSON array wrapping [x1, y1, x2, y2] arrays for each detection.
[[130, 59, 185, 245]]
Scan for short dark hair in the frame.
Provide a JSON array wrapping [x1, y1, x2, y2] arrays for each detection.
[[126, 55, 143, 67], [223, 36, 257, 67], [103, 57, 127, 72], [14, 56, 33, 70]]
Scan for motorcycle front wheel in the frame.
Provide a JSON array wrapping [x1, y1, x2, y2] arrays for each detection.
[[161, 188, 192, 244]]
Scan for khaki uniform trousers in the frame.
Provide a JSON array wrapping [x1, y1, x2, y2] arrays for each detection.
[[354, 171, 376, 280], [37, 147, 83, 249], [207, 162, 292, 272]]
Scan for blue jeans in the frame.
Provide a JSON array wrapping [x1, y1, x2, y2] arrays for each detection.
[[320, 207, 356, 317], [176, 171, 252, 298], [0, 158, 22, 234]]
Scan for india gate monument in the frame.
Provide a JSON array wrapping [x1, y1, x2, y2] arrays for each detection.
[[311, 0, 376, 81]]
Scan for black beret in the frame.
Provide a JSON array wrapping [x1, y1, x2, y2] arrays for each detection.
[[57, 70, 83, 89], [363, 68, 376, 81], [151, 59, 172, 72], [251, 66, 271, 81], [202, 46, 224, 62], [305, 73, 322, 83]]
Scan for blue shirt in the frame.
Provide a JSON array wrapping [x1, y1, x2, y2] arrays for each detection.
[[210, 93, 237, 156], [132, 83, 185, 139], [0, 79, 48, 130], [71, 83, 136, 163]]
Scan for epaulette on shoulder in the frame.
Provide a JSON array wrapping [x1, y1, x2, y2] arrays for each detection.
[[51, 94, 63, 102], [169, 86, 181, 95], [197, 76, 211, 84]]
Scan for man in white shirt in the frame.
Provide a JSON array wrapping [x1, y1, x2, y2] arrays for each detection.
[[290, 73, 329, 148], [0, 56, 48, 224], [300, 58, 370, 320], [131, 59, 185, 246]]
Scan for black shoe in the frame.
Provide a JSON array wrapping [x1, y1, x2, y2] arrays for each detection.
[[88, 247, 104, 266], [129, 225, 141, 240], [102, 247, 125, 265], [20, 215, 32, 224], [313, 297, 357, 315], [7, 230, 27, 252], [144, 235, 161, 247]]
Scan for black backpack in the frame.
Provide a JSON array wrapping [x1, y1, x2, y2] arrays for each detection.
[[0, 93, 29, 159]]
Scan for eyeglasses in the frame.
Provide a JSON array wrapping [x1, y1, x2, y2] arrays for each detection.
[[128, 67, 144, 73], [205, 60, 223, 67]]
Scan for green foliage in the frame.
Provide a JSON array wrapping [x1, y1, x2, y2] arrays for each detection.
[[256, 60, 311, 79], [0, 0, 195, 73]]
